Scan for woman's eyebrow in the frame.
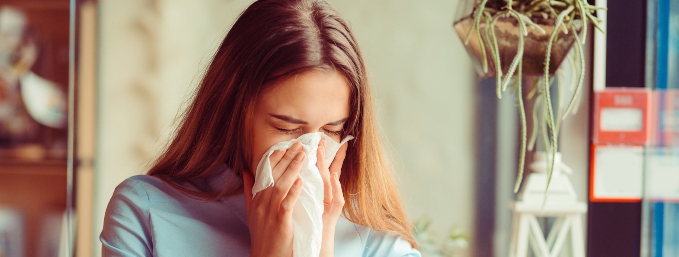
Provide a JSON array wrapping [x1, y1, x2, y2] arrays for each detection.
[[270, 114, 308, 124], [326, 118, 347, 126]]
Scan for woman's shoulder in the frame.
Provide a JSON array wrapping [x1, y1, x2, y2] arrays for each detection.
[[112, 175, 190, 204], [336, 217, 421, 257], [103, 175, 171, 226], [101, 175, 163, 256], [116, 174, 163, 190]]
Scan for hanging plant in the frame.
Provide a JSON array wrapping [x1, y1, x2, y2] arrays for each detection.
[[452, 0, 606, 192]]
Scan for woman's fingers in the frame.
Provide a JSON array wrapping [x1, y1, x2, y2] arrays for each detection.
[[268, 149, 285, 175], [316, 138, 333, 206], [260, 139, 347, 219], [330, 172, 345, 213], [271, 151, 306, 204], [272, 142, 303, 180], [280, 178, 304, 218], [329, 143, 348, 176]]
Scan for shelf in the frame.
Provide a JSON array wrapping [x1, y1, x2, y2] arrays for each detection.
[[0, 158, 67, 257], [0, 158, 67, 176], [1, 1, 70, 10]]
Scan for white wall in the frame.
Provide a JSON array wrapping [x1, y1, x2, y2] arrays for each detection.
[[94, 0, 476, 256]]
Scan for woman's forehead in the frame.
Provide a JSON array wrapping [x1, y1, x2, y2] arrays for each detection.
[[258, 69, 351, 121]]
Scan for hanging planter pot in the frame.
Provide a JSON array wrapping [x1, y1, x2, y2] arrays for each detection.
[[453, 16, 581, 78], [452, 0, 606, 193]]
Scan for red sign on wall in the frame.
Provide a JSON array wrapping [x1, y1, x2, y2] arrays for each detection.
[[593, 89, 652, 145]]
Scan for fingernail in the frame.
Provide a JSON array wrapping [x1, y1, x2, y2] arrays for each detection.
[[295, 179, 303, 186], [294, 152, 305, 161]]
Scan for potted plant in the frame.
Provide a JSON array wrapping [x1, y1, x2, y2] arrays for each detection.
[[453, 0, 605, 192], [412, 216, 468, 257]]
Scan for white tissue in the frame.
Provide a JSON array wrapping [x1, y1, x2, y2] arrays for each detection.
[[253, 132, 353, 257]]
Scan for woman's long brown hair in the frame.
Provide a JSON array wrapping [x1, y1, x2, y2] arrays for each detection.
[[147, 0, 417, 248]]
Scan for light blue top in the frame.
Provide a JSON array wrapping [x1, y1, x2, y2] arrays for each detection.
[[100, 168, 421, 257]]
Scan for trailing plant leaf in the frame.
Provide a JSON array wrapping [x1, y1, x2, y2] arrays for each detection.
[[528, 93, 542, 151], [568, 48, 577, 91], [482, 12, 496, 74], [541, 93, 551, 155], [543, 5, 573, 193], [500, 10, 526, 92], [575, 0, 588, 41], [563, 25, 586, 117], [465, 0, 490, 72], [525, 0, 549, 13], [526, 77, 540, 100], [514, 64, 528, 193], [555, 70, 563, 137], [489, 14, 503, 98], [585, 11, 605, 32]]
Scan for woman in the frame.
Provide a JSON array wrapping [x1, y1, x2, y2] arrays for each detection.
[[100, 0, 420, 256]]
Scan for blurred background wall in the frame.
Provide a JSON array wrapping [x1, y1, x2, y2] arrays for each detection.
[[93, 0, 477, 256]]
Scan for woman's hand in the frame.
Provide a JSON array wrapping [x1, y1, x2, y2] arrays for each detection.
[[243, 142, 306, 257], [316, 138, 349, 257]]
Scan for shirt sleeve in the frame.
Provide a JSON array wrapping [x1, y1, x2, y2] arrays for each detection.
[[363, 229, 421, 257], [100, 178, 154, 257]]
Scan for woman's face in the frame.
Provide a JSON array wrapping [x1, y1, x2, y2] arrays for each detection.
[[249, 69, 351, 174]]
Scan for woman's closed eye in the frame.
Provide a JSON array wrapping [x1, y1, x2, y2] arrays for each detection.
[[274, 126, 341, 136], [274, 126, 302, 134], [322, 128, 342, 136]]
